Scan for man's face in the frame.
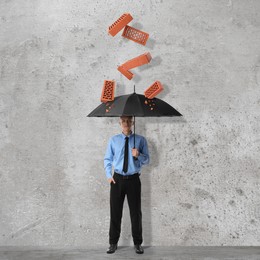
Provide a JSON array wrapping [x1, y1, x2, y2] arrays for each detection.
[[120, 116, 133, 132]]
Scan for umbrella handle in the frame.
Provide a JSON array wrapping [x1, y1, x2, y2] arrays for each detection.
[[133, 115, 138, 160]]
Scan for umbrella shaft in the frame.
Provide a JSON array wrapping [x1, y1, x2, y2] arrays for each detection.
[[134, 116, 135, 148]]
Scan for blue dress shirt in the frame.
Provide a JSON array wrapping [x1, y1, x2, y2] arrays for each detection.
[[104, 132, 150, 179]]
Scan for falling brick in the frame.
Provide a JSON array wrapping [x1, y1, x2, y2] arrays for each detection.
[[118, 52, 152, 80], [122, 25, 149, 46], [117, 66, 134, 80], [122, 52, 152, 70], [144, 81, 164, 99], [108, 13, 133, 37], [101, 80, 115, 103]]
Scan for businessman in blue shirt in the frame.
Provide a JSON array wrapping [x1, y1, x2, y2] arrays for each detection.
[[104, 116, 149, 254]]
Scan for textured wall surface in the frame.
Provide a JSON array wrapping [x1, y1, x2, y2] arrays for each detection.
[[0, 0, 260, 247]]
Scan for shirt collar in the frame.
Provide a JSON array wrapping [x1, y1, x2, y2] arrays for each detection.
[[121, 131, 133, 138]]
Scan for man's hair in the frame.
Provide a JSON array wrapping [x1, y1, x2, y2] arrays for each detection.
[[120, 116, 133, 120]]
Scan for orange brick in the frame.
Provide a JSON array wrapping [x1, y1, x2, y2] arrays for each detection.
[[144, 81, 164, 99], [121, 52, 152, 70], [101, 80, 116, 103], [117, 66, 134, 80], [108, 13, 133, 37], [118, 52, 152, 80], [122, 25, 149, 46]]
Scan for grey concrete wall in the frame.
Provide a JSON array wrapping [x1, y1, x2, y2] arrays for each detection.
[[0, 0, 260, 247]]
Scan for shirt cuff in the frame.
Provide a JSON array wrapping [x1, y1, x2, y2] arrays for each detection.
[[137, 153, 145, 161], [106, 171, 112, 179]]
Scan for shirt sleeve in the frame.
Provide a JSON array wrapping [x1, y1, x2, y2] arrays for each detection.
[[104, 138, 114, 179], [137, 137, 150, 166]]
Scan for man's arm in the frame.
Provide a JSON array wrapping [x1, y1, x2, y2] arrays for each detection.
[[104, 138, 114, 180], [137, 137, 150, 165]]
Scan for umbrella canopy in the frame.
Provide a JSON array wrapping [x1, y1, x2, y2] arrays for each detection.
[[88, 92, 182, 149], [87, 92, 182, 117]]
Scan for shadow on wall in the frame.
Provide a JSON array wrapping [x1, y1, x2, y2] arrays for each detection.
[[142, 138, 158, 246]]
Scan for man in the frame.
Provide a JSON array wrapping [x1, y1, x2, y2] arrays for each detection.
[[104, 116, 150, 254]]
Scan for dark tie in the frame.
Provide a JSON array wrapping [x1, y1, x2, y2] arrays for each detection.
[[123, 137, 129, 173]]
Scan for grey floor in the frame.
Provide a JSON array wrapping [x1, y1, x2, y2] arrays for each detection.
[[0, 246, 260, 260]]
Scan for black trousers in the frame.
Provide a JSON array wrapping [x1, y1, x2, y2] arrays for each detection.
[[109, 172, 142, 245]]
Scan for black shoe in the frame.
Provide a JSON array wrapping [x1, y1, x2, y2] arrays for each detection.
[[134, 244, 144, 254], [106, 244, 117, 254]]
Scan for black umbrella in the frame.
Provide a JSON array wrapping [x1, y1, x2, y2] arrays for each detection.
[[88, 89, 182, 148]]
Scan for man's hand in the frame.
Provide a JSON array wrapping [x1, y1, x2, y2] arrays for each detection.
[[132, 148, 139, 158], [108, 177, 116, 184]]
